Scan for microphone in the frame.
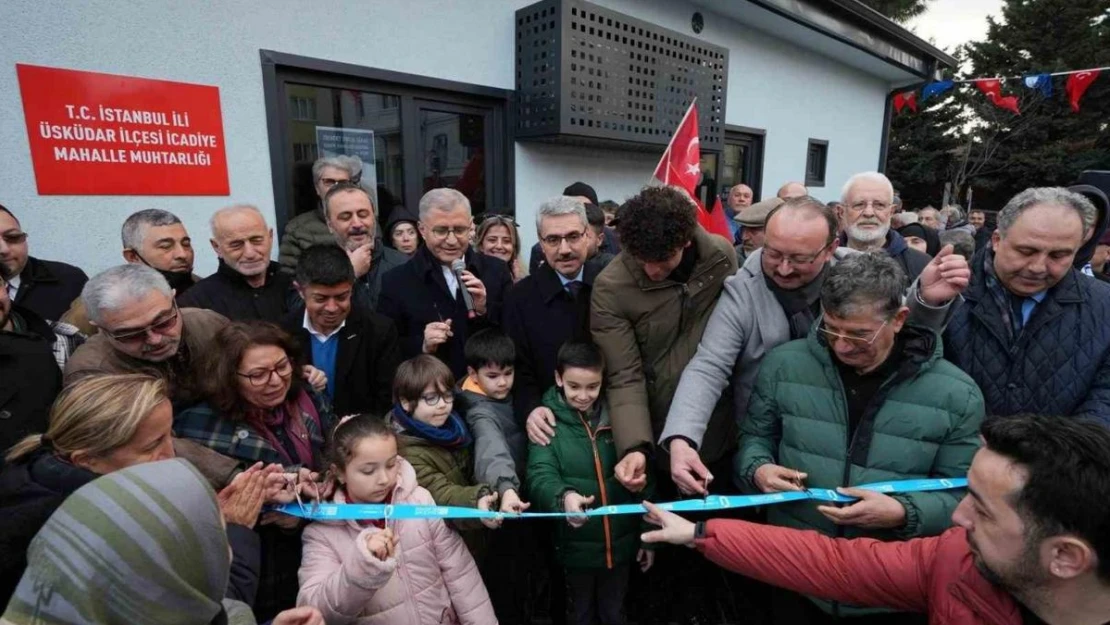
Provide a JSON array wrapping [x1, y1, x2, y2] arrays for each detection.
[[451, 258, 477, 318]]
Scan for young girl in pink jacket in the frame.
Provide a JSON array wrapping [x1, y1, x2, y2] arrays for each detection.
[[297, 415, 497, 625]]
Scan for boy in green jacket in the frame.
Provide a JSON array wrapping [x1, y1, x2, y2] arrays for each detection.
[[527, 341, 654, 625]]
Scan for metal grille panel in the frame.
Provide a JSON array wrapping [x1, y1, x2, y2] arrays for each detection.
[[516, 0, 728, 150]]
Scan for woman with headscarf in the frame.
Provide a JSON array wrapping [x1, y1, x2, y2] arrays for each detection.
[[0, 374, 272, 609], [897, 222, 942, 258], [174, 321, 337, 621], [0, 459, 324, 625]]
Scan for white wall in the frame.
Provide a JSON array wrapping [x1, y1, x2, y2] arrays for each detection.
[[0, 0, 891, 276]]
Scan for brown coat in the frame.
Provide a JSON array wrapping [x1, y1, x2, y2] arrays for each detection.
[[590, 227, 738, 464]]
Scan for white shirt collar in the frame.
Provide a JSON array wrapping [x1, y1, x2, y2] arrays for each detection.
[[557, 267, 585, 287], [5, 273, 20, 300], [302, 309, 346, 343]]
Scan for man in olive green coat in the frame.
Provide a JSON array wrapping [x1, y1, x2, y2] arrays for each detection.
[[587, 186, 738, 492], [738, 252, 983, 623]]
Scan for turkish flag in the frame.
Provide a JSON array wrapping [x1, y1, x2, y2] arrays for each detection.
[[653, 101, 733, 241], [1066, 70, 1101, 112], [893, 91, 917, 114], [975, 79, 1021, 115]]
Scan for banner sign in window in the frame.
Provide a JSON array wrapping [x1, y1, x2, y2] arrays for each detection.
[[16, 64, 230, 195], [315, 126, 378, 205]]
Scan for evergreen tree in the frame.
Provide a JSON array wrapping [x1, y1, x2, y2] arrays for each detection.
[[887, 86, 962, 210], [859, 0, 933, 22]]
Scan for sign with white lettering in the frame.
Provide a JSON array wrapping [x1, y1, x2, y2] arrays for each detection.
[[315, 126, 377, 205], [16, 64, 229, 195]]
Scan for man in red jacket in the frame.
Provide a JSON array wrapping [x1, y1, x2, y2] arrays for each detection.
[[642, 414, 1110, 625]]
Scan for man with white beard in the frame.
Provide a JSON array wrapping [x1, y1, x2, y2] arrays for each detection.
[[838, 172, 932, 280]]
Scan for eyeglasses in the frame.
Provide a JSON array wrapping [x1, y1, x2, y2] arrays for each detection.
[[429, 226, 472, 240], [420, 392, 455, 407], [819, 320, 889, 347], [541, 229, 588, 248], [237, 358, 295, 387], [320, 176, 361, 188], [763, 242, 831, 267], [848, 200, 892, 213], [1, 232, 28, 245], [104, 303, 180, 344]]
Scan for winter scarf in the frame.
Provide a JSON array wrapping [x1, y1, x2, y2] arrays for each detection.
[[391, 403, 473, 450]]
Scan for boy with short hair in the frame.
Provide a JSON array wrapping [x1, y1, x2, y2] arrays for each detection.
[[458, 329, 533, 624], [527, 341, 654, 625]]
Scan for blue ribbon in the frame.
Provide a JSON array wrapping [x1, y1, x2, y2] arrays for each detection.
[[272, 477, 967, 521]]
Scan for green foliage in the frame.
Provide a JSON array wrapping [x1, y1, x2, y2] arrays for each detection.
[[859, 0, 933, 22], [887, 0, 1110, 211]]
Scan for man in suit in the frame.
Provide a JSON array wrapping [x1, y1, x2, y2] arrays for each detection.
[[283, 244, 400, 417], [378, 188, 512, 378], [0, 204, 87, 322]]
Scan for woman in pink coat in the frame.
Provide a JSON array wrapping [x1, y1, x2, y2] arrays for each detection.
[[297, 415, 496, 625]]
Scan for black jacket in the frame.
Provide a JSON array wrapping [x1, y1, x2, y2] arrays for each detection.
[[0, 306, 63, 457], [12, 256, 87, 322], [945, 249, 1110, 425], [378, 246, 512, 378], [0, 450, 97, 605], [282, 305, 401, 417], [353, 243, 411, 312], [178, 261, 295, 323], [503, 259, 601, 418]]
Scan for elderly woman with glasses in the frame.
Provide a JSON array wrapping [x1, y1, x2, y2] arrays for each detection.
[[475, 213, 525, 282], [735, 252, 983, 624], [175, 320, 337, 621]]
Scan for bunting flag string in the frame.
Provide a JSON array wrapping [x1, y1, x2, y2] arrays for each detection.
[[894, 65, 1108, 115]]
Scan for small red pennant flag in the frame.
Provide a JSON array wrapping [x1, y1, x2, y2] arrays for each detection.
[[1066, 70, 1101, 112], [893, 91, 917, 114], [975, 79, 1020, 115]]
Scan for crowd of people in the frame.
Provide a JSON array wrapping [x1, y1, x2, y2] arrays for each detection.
[[1, 152, 1109, 625]]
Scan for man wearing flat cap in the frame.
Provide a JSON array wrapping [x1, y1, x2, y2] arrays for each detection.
[[735, 197, 783, 262]]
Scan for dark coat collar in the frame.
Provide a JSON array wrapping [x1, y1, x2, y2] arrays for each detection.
[[20, 256, 60, 286], [535, 258, 600, 303], [967, 248, 1084, 305], [214, 259, 283, 289]]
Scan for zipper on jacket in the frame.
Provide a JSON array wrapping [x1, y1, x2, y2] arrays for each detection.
[[576, 411, 614, 570]]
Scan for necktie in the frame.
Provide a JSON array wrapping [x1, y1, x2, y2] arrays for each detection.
[[566, 280, 583, 300]]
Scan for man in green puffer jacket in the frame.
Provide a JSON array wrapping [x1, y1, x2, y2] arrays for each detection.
[[527, 342, 654, 625], [737, 252, 984, 624]]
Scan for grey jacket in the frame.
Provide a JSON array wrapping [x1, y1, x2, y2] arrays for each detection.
[[660, 248, 953, 448], [459, 385, 527, 497], [354, 244, 410, 311]]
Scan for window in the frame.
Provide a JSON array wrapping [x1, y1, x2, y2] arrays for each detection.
[[262, 51, 511, 235], [719, 127, 765, 202], [806, 138, 828, 188], [289, 96, 317, 121]]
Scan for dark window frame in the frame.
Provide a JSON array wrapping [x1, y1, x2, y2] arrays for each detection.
[[805, 138, 829, 188], [716, 125, 766, 202], [260, 50, 515, 235]]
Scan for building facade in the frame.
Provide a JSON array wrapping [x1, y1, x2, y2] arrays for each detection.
[[0, 0, 952, 275]]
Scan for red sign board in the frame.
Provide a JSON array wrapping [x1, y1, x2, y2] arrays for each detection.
[[16, 64, 230, 195]]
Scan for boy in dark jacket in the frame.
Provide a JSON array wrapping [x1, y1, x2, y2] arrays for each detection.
[[527, 341, 654, 625], [458, 329, 533, 624]]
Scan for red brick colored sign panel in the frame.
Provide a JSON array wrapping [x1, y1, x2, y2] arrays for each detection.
[[16, 64, 230, 195]]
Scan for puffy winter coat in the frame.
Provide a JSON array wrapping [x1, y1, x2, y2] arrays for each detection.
[[297, 460, 496, 625], [526, 387, 651, 571], [738, 324, 983, 543], [944, 249, 1110, 425], [397, 426, 490, 555], [696, 522, 1023, 625], [278, 208, 336, 274]]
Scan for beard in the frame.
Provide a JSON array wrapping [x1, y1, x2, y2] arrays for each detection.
[[847, 221, 889, 245], [971, 535, 1048, 599]]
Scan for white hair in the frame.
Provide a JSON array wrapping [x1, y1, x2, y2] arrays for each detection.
[[418, 188, 470, 220], [82, 264, 172, 325], [536, 196, 588, 235], [209, 204, 267, 238], [312, 154, 364, 185], [840, 172, 894, 204], [894, 211, 919, 225]]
